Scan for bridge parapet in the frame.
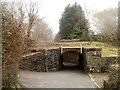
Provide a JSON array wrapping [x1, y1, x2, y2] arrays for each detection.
[[60, 47, 82, 54]]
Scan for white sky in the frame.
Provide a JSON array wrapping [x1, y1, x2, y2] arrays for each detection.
[[2, 0, 119, 35]]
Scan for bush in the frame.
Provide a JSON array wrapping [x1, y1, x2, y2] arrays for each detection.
[[2, 3, 23, 88], [103, 65, 120, 89]]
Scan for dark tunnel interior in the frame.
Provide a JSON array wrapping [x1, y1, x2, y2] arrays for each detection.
[[61, 51, 85, 71]]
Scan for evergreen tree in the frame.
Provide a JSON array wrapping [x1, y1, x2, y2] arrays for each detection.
[[58, 2, 89, 40]]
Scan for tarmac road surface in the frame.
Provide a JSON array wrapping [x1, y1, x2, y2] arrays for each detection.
[[19, 63, 97, 88]]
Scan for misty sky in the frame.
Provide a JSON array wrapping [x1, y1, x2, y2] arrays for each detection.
[[2, 0, 119, 35]]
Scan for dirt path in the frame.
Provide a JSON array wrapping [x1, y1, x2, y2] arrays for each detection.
[[19, 63, 97, 88]]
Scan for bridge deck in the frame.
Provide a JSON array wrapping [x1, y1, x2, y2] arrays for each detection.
[[61, 47, 82, 48], [61, 47, 82, 54]]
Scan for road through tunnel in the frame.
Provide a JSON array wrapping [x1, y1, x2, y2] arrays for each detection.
[[61, 51, 86, 71]]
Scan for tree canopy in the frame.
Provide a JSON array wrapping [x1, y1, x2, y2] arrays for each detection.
[[56, 2, 89, 40]]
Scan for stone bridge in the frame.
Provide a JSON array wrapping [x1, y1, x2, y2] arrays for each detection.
[[20, 47, 106, 72]]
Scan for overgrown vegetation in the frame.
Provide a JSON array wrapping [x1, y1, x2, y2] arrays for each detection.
[[2, 3, 23, 88], [104, 65, 119, 89], [1, 2, 54, 88]]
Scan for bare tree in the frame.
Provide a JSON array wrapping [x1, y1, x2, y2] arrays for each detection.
[[32, 18, 53, 42], [93, 8, 118, 45], [83, 2, 97, 44], [25, 2, 39, 38]]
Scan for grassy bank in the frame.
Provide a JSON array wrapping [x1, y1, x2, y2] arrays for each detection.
[[58, 41, 118, 57], [91, 42, 118, 57]]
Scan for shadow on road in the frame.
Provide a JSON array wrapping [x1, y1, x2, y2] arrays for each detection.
[[63, 62, 85, 73]]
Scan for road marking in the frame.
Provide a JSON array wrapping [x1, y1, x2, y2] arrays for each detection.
[[88, 73, 101, 89]]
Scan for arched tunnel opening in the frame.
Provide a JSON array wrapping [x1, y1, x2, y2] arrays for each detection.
[[60, 51, 86, 71]]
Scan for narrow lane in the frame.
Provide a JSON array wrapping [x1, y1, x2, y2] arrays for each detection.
[[19, 63, 97, 88]]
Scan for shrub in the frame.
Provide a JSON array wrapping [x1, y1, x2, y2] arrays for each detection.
[[104, 64, 120, 89], [2, 3, 23, 88]]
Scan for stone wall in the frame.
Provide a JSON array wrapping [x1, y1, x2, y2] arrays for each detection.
[[101, 56, 118, 72], [20, 47, 118, 73], [82, 47, 102, 72], [102, 56, 118, 65], [82, 47, 118, 73], [20, 48, 62, 72]]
